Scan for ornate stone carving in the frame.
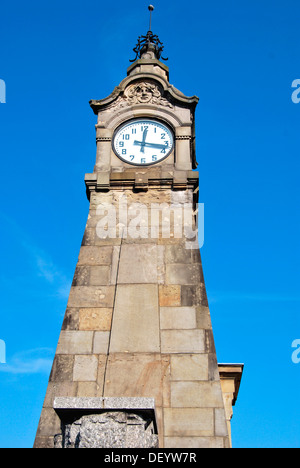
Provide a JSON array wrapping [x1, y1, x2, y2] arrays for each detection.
[[107, 81, 173, 111]]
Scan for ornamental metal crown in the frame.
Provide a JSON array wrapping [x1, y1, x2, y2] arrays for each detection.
[[130, 6, 168, 62]]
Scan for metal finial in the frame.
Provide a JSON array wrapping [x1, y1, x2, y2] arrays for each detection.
[[148, 5, 154, 31], [130, 5, 168, 62]]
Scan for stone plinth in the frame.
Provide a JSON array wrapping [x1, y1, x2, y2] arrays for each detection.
[[53, 397, 158, 449]]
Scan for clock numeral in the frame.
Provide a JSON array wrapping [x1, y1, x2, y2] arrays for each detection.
[[160, 148, 166, 154], [141, 126, 148, 132], [122, 149, 127, 155], [141, 158, 146, 164], [123, 134, 130, 140], [161, 133, 166, 140], [119, 142, 124, 147], [152, 155, 157, 161], [132, 129, 137, 134], [130, 155, 135, 161]]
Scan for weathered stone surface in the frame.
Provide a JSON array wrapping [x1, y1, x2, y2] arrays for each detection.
[[93, 331, 110, 354], [55, 412, 158, 449], [170, 354, 209, 381], [50, 355, 75, 382], [79, 308, 112, 331], [89, 266, 111, 285], [215, 408, 228, 437], [44, 382, 77, 408], [109, 285, 160, 353], [164, 436, 225, 449], [117, 244, 158, 284], [104, 354, 169, 407], [164, 408, 214, 437], [165, 246, 200, 264], [73, 355, 98, 382], [36, 408, 61, 438], [61, 308, 79, 331], [181, 284, 208, 307], [160, 307, 196, 330], [72, 266, 90, 286], [166, 264, 203, 285], [161, 330, 205, 354], [78, 246, 113, 266], [159, 285, 181, 307], [53, 396, 155, 411], [56, 331, 93, 355], [170, 381, 224, 408], [67, 286, 115, 308]]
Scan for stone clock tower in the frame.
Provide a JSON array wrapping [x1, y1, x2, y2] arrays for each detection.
[[34, 21, 231, 449]]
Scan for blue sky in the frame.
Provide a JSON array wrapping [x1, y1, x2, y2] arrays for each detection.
[[0, 0, 299, 448]]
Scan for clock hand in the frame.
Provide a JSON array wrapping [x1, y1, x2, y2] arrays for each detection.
[[140, 128, 148, 153], [134, 141, 169, 150]]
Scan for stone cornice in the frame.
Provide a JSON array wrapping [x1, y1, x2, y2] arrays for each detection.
[[85, 171, 199, 199]]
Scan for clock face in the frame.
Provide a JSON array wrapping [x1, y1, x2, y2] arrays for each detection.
[[112, 119, 174, 166]]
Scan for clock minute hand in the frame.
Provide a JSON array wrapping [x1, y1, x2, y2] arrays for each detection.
[[139, 128, 148, 153], [134, 141, 169, 150]]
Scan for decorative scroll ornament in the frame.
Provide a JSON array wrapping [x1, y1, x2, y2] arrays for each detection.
[[130, 30, 168, 63]]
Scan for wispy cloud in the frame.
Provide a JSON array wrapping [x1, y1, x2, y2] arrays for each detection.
[[21, 240, 71, 300], [0, 348, 53, 375]]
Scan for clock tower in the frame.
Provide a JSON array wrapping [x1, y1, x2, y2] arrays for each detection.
[[34, 14, 231, 449]]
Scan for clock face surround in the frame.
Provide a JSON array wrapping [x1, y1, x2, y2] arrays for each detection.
[[112, 119, 174, 166]]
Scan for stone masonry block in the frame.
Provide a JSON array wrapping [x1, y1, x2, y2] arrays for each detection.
[[159, 285, 181, 307], [170, 381, 224, 408], [117, 244, 159, 284], [78, 246, 113, 266], [161, 330, 205, 354], [104, 353, 168, 407], [93, 331, 110, 354], [89, 266, 111, 285], [61, 308, 79, 331], [160, 307, 196, 330], [79, 308, 112, 331], [35, 408, 61, 438], [109, 285, 160, 353], [170, 354, 209, 381], [165, 245, 201, 264], [56, 331, 93, 355], [164, 437, 225, 449], [166, 264, 203, 285], [73, 355, 99, 382], [215, 408, 228, 437], [67, 286, 115, 308], [50, 355, 74, 382], [164, 408, 214, 437]]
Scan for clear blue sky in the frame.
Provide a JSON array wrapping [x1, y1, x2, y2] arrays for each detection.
[[0, 0, 299, 448]]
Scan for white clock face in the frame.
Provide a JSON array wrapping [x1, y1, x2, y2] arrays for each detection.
[[112, 119, 174, 166]]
